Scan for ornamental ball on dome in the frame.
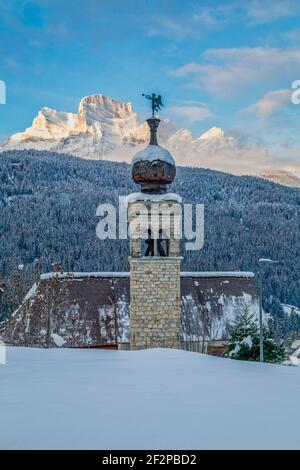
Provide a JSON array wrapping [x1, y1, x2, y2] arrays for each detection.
[[132, 94, 176, 194]]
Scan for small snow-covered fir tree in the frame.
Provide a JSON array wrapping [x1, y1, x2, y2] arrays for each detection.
[[225, 306, 285, 363]]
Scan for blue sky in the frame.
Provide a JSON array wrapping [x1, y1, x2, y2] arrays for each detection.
[[0, 0, 300, 162]]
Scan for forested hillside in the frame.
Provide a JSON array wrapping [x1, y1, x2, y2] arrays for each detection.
[[0, 149, 299, 336]]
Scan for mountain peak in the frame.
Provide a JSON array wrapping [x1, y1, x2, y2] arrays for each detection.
[[198, 127, 225, 140], [1, 93, 148, 156], [79, 94, 133, 117], [1, 94, 299, 187]]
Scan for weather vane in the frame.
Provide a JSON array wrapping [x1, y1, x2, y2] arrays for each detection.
[[142, 93, 164, 117]]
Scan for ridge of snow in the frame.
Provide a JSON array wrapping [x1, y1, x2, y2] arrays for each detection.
[[40, 272, 130, 280], [51, 333, 66, 347], [241, 335, 253, 348], [181, 271, 255, 278], [229, 343, 240, 357], [283, 304, 300, 316], [39, 270, 254, 280], [24, 282, 38, 300]]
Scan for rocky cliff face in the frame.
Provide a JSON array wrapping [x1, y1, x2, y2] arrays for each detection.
[[1, 94, 299, 187], [2, 94, 149, 159]]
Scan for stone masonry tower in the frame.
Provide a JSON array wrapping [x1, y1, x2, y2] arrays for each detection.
[[128, 96, 182, 349]]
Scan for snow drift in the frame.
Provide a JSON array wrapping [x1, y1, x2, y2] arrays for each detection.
[[0, 347, 300, 450]]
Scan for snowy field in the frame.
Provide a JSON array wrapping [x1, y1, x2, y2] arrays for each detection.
[[1, 347, 300, 450]]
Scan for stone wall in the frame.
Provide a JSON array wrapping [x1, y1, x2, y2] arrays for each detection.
[[130, 257, 181, 349]]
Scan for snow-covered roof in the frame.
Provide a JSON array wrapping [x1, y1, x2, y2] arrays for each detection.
[[181, 271, 254, 278], [282, 304, 300, 317], [40, 270, 254, 280], [132, 144, 175, 165], [40, 271, 129, 280], [1, 271, 258, 347]]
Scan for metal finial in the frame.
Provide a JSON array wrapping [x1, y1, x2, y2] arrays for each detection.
[[146, 117, 160, 145]]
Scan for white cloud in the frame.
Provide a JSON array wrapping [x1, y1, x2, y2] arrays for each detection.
[[192, 7, 226, 28], [3, 57, 18, 69], [164, 126, 272, 175], [29, 39, 46, 48], [246, 0, 298, 25], [148, 1, 299, 40], [111, 125, 272, 176], [147, 17, 194, 39], [199, 1, 299, 26], [244, 89, 292, 117], [169, 105, 212, 123], [286, 28, 300, 42], [147, 5, 226, 39], [171, 47, 300, 98], [175, 99, 208, 106]]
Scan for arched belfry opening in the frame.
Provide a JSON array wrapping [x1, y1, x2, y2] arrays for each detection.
[[128, 94, 182, 350]]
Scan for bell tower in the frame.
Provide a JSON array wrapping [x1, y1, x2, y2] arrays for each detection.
[[128, 94, 182, 350]]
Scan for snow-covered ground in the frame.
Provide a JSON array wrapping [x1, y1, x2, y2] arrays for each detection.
[[1, 347, 300, 450]]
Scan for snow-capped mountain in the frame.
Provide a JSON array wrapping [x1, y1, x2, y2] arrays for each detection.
[[2, 95, 149, 159], [1, 94, 299, 187]]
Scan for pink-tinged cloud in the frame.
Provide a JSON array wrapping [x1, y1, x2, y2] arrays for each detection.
[[245, 89, 292, 117], [171, 47, 300, 98]]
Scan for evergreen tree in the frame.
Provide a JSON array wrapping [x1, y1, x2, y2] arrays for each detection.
[[225, 306, 285, 363]]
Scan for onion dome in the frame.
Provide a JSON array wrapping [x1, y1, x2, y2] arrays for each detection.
[[132, 117, 176, 194]]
